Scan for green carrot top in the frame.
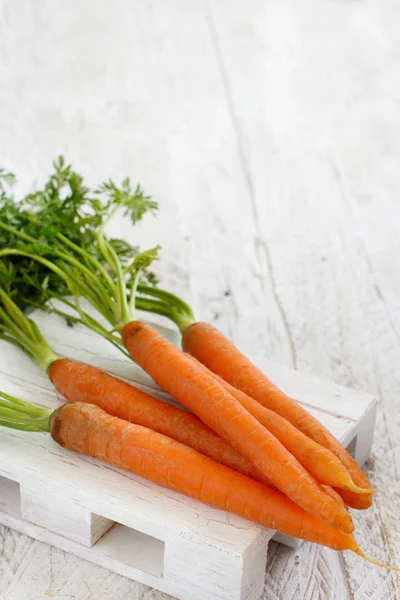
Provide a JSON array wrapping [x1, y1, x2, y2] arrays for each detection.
[[0, 157, 196, 348], [0, 390, 51, 433], [0, 287, 58, 372]]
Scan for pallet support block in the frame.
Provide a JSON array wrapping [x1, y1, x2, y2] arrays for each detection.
[[164, 529, 272, 600], [352, 403, 377, 466], [20, 484, 114, 546]]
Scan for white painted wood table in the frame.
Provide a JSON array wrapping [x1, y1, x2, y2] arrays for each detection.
[[1, 1, 400, 599]]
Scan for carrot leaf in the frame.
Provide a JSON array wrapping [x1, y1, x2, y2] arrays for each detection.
[[0, 156, 158, 312]]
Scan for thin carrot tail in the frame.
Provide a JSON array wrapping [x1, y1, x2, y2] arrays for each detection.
[[339, 470, 378, 495], [344, 484, 378, 495], [354, 548, 400, 571]]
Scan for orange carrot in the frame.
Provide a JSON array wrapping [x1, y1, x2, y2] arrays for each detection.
[[48, 358, 271, 486], [323, 486, 345, 507], [51, 402, 357, 550], [122, 321, 354, 533], [1, 392, 397, 570], [51, 359, 348, 507], [182, 321, 373, 510], [187, 354, 373, 495]]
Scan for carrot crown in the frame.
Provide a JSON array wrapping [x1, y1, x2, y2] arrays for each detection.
[[0, 390, 52, 432], [0, 287, 60, 372]]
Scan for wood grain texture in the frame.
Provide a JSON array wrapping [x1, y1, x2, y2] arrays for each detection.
[[0, 0, 400, 599]]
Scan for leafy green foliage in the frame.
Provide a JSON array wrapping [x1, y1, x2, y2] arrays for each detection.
[[95, 177, 158, 222], [0, 156, 158, 311], [124, 245, 161, 275], [0, 169, 16, 192]]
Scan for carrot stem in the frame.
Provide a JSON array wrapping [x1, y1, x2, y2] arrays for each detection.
[[56, 232, 116, 296], [96, 228, 132, 326], [0, 390, 52, 432], [128, 266, 142, 317], [0, 288, 59, 371], [137, 285, 196, 327], [0, 221, 195, 338]]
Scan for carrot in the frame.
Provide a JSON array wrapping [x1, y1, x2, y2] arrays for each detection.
[[0, 392, 361, 551], [48, 358, 271, 486], [122, 321, 354, 533], [1, 393, 398, 570], [53, 403, 357, 548], [323, 486, 346, 507], [182, 321, 374, 510], [187, 354, 374, 495], [52, 359, 346, 506]]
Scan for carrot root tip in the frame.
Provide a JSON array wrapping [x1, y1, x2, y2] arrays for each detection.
[[345, 484, 378, 495], [354, 548, 400, 571]]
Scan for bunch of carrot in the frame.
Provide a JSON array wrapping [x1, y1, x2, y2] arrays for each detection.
[[0, 291, 377, 565], [0, 160, 397, 569], [1, 281, 396, 570]]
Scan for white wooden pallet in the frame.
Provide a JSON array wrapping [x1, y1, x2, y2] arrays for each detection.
[[0, 311, 377, 600]]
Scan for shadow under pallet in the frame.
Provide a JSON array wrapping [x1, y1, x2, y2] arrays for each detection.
[[0, 311, 377, 600]]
